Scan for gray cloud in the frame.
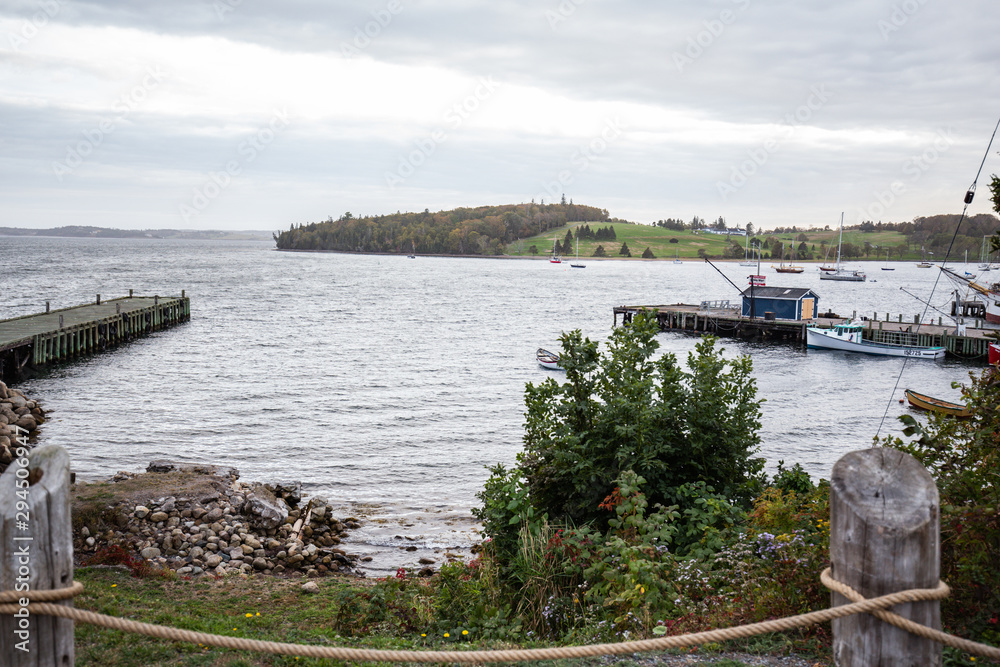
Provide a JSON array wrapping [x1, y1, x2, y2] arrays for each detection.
[[0, 0, 998, 229]]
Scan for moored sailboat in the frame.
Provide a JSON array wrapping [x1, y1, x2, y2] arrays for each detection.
[[820, 212, 866, 282], [571, 235, 585, 268]]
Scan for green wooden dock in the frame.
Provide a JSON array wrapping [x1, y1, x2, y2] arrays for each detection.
[[0, 292, 190, 381]]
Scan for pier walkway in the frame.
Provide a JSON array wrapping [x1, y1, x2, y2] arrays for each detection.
[[0, 292, 190, 381], [613, 303, 993, 360]]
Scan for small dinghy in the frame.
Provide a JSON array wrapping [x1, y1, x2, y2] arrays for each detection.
[[536, 348, 563, 370], [904, 389, 972, 418]]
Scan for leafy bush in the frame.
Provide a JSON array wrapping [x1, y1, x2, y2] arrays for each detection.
[[881, 368, 1000, 642], [516, 312, 765, 536]]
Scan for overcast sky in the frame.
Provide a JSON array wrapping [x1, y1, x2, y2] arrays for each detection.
[[1, 0, 999, 232]]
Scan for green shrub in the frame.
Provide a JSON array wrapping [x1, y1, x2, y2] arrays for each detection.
[[517, 312, 765, 535], [881, 368, 1000, 641]]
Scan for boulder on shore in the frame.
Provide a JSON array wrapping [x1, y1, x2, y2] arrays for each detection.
[[244, 485, 289, 530]]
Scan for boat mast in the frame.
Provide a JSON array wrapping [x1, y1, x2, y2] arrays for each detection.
[[835, 212, 844, 271]]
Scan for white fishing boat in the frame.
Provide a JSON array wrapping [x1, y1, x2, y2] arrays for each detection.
[[805, 322, 945, 359], [536, 348, 563, 370]]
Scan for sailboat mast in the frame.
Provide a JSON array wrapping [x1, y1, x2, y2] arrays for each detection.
[[835, 212, 844, 270]]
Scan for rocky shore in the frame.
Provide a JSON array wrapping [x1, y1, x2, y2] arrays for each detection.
[[0, 380, 45, 471], [73, 461, 370, 578]]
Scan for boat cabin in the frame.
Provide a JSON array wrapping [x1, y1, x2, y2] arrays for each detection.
[[829, 322, 863, 338], [739, 286, 820, 321]]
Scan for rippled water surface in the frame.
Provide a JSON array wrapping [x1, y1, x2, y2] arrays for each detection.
[[1, 237, 985, 567]]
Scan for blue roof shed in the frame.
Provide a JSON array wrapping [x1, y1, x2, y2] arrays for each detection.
[[740, 286, 819, 320]]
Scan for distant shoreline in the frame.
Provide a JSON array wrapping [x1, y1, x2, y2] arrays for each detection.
[[275, 248, 924, 263], [0, 227, 273, 241]]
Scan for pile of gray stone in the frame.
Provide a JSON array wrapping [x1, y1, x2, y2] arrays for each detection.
[[0, 381, 44, 471], [77, 462, 365, 578]]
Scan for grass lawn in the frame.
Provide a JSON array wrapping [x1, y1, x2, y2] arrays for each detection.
[[512, 223, 913, 261], [68, 567, 827, 667]]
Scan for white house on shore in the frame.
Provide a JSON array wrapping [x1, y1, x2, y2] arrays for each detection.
[[698, 228, 747, 236]]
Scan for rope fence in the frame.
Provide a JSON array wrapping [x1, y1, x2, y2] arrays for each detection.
[[1, 568, 999, 663]]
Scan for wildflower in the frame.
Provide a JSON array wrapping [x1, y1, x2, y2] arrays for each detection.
[[256, 612, 260, 616], [245, 613, 253, 618], [462, 630, 469, 636], [444, 633, 450, 638], [111, 584, 117, 588]]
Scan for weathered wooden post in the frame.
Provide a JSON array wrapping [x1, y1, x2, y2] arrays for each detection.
[[830, 448, 940, 666], [0, 443, 74, 666]]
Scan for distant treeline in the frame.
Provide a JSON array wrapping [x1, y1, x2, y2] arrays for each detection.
[[766, 213, 1000, 261], [273, 203, 612, 254]]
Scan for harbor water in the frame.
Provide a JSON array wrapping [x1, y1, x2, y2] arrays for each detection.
[[1, 237, 986, 572]]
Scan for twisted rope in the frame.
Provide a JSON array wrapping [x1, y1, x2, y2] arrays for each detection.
[[0, 570, 996, 662], [821, 570, 1000, 660]]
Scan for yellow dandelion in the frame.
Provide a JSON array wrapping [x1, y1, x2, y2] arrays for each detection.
[[245, 613, 253, 618], [421, 634, 426, 637], [256, 612, 260, 616], [111, 584, 117, 588], [462, 630, 468, 636], [444, 633, 450, 637]]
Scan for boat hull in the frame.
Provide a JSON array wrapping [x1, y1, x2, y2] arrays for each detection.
[[820, 271, 866, 282], [536, 348, 563, 370], [987, 297, 1000, 324], [904, 389, 972, 417], [805, 327, 946, 359]]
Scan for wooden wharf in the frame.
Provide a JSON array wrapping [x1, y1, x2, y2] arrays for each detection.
[[613, 302, 993, 359], [0, 291, 190, 381]]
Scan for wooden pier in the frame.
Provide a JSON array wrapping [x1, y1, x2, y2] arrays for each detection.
[[0, 291, 190, 381], [613, 303, 994, 359]]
